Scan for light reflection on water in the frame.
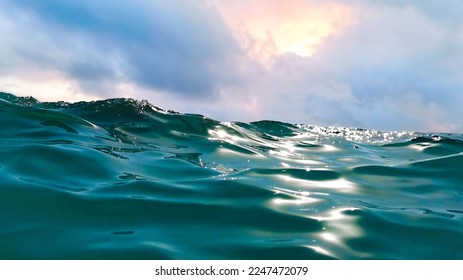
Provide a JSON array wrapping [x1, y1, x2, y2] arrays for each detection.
[[1, 93, 463, 259]]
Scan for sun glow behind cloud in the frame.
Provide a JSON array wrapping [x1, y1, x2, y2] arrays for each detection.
[[213, 0, 354, 63]]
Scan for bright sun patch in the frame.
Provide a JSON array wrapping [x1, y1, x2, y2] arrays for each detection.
[[213, 0, 354, 63]]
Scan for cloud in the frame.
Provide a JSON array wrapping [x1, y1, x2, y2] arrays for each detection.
[[1, 0, 246, 99], [1, 0, 463, 132], [339, 0, 463, 26], [210, 0, 463, 132], [213, 0, 355, 62], [309, 2, 463, 131]]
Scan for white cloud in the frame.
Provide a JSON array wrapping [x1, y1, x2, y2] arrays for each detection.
[[208, 1, 463, 132]]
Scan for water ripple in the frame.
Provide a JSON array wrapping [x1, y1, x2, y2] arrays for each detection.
[[1, 92, 463, 259]]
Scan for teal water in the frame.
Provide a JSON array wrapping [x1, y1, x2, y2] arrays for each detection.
[[1, 92, 462, 259]]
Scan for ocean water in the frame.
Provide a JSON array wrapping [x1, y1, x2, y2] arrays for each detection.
[[1, 92, 462, 260]]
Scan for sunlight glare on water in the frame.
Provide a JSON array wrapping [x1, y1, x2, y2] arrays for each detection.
[[1, 92, 462, 260]]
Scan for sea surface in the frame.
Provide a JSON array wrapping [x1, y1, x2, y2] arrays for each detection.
[[1, 92, 462, 259]]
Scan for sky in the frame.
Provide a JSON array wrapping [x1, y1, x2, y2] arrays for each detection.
[[1, 0, 463, 132]]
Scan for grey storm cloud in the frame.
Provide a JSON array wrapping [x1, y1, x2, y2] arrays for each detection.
[[1, 0, 245, 98]]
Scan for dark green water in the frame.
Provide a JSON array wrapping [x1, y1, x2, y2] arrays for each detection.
[[1, 92, 462, 259]]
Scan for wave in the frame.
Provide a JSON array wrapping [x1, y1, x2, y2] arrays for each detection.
[[1, 92, 463, 259]]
